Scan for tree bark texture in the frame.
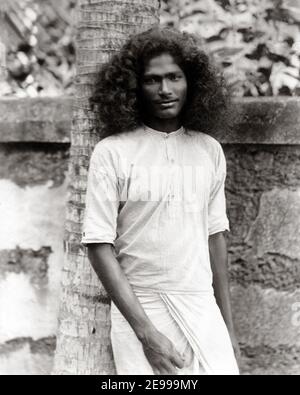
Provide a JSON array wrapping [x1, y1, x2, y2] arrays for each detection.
[[53, 0, 160, 375]]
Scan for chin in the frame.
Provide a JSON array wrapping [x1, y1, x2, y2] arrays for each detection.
[[156, 110, 180, 119]]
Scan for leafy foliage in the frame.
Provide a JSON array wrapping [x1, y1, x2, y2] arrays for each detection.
[[0, 0, 76, 97], [160, 0, 300, 96], [1, 0, 300, 96]]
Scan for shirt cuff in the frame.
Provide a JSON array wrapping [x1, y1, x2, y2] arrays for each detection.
[[81, 233, 116, 247], [208, 222, 230, 236]]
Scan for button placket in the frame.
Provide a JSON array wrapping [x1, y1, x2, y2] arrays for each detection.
[[165, 137, 176, 164], [165, 138, 177, 208]]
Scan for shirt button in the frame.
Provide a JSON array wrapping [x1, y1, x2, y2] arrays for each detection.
[[170, 158, 175, 163]]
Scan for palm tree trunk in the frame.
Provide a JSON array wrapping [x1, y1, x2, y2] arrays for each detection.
[[0, 2, 7, 79], [53, 0, 160, 375]]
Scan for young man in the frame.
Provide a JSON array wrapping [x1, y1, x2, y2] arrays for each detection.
[[81, 27, 240, 375]]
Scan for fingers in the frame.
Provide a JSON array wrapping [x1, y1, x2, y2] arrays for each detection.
[[170, 349, 185, 369], [145, 333, 186, 374], [164, 338, 185, 369], [161, 360, 178, 375], [153, 366, 177, 375], [152, 360, 178, 375]]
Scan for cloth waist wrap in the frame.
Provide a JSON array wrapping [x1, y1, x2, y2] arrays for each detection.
[[110, 286, 239, 375]]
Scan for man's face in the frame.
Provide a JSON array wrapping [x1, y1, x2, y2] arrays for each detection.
[[140, 53, 188, 121]]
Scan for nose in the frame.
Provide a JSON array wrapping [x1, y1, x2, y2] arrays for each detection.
[[159, 78, 171, 95]]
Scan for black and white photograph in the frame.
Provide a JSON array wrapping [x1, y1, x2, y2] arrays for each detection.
[[0, 0, 299, 376]]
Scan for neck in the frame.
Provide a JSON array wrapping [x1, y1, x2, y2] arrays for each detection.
[[142, 117, 182, 133]]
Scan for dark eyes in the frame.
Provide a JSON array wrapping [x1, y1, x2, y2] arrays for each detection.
[[144, 75, 183, 84], [143, 77, 158, 84], [169, 75, 182, 81]]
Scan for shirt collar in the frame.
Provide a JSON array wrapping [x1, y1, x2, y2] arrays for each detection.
[[142, 123, 185, 138]]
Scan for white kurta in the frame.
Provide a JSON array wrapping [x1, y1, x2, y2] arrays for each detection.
[[81, 124, 239, 375]]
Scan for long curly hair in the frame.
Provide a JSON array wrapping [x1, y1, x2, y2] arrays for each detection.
[[90, 26, 234, 138]]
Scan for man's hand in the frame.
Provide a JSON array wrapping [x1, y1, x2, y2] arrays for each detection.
[[87, 243, 186, 374], [140, 327, 186, 375]]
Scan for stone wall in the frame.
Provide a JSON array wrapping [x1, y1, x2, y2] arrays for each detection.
[[0, 98, 70, 375], [0, 97, 299, 375], [221, 98, 300, 374]]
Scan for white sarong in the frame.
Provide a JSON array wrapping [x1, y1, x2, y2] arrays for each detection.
[[111, 288, 239, 375]]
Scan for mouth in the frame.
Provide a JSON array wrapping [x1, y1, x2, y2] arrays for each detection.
[[156, 99, 178, 108]]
